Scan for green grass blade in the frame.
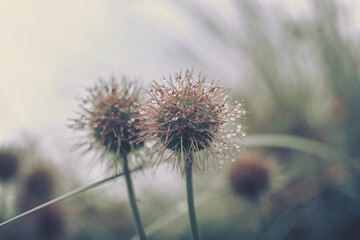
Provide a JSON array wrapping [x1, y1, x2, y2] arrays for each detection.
[[243, 134, 346, 162]]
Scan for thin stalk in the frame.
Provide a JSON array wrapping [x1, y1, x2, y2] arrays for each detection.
[[186, 156, 201, 240], [0, 165, 143, 228], [122, 153, 147, 240]]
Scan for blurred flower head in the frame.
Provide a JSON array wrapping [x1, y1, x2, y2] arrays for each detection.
[[229, 152, 270, 200], [139, 69, 246, 171], [19, 167, 55, 211], [0, 149, 20, 182], [35, 206, 66, 240], [25, 168, 54, 200], [70, 76, 144, 168]]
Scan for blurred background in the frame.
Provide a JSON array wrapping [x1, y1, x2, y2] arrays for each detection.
[[1, 0, 360, 239]]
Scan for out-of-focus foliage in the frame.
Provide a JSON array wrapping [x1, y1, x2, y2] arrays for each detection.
[[163, 0, 360, 239]]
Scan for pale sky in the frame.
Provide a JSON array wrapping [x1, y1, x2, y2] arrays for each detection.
[[0, 0, 187, 142]]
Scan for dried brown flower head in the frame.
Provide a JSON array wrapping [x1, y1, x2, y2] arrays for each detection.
[[229, 153, 270, 200], [35, 206, 66, 240], [69, 76, 144, 168], [19, 167, 55, 211], [139, 70, 246, 171], [0, 150, 19, 182], [25, 168, 54, 199]]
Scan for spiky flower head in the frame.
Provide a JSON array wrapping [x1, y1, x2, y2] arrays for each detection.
[[139, 70, 246, 171], [229, 153, 270, 200], [70, 76, 144, 168], [0, 149, 20, 182]]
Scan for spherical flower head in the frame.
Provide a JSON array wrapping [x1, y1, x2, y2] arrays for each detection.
[[19, 167, 55, 211], [0, 151, 19, 182], [25, 168, 54, 200], [70, 76, 144, 164], [139, 70, 246, 171], [229, 154, 270, 200]]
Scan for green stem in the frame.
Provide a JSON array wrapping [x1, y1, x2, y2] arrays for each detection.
[[0, 165, 143, 228], [186, 157, 201, 240], [122, 153, 147, 240]]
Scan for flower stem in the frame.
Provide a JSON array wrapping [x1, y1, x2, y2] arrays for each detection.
[[185, 156, 202, 240], [0, 165, 143, 228], [122, 153, 147, 240]]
